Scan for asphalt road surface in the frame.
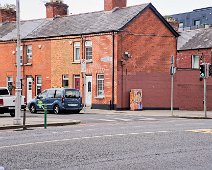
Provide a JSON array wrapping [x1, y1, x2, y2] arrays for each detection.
[[0, 112, 212, 170]]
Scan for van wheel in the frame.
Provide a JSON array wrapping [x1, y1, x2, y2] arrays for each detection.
[[30, 104, 37, 113], [53, 105, 60, 114], [10, 112, 15, 117]]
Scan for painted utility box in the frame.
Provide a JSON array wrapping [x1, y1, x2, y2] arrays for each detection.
[[130, 89, 143, 111]]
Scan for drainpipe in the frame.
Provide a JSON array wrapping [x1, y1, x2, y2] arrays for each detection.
[[112, 32, 115, 110]]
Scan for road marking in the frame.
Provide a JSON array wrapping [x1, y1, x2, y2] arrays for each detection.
[[143, 132, 154, 134], [112, 118, 132, 121], [97, 119, 116, 122], [75, 130, 82, 132], [186, 129, 212, 134], [157, 131, 169, 133], [0, 131, 171, 149], [129, 133, 139, 135]]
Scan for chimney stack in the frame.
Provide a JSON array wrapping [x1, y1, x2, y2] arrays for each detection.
[[45, 1, 68, 18], [0, 8, 16, 23], [104, 0, 127, 11], [165, 17, 179, 32]]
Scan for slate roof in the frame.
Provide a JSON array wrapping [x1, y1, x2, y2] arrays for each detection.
[[0, 3, 178, 41], [177, 27, 212, 50]]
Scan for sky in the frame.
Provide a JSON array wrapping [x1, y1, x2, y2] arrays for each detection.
[[0, 0, 212, 20]]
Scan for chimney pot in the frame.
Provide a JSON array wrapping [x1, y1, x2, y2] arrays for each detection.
[[104, 0, 127, 11], [0, 8, 16, 23], [45, 2, 69, 18]]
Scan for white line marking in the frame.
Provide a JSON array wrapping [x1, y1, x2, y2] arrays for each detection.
[[129, 133, 139, 135], [97, 119, 116, 122], [157, 131, 169, 133], [112, 118, 132, 121], [0, 131, 174, 149], [116, 134, 127, 136], [143, 132, 155, 134]]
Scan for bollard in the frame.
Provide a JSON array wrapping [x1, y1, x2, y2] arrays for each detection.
[[23, 107, 27, 130], [44, 104, 47, 129]]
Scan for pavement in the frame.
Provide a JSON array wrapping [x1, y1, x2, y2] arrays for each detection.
[[0, 109, 212, 130]]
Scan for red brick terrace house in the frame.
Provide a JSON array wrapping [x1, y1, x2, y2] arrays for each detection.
[[0, 0, 178, 110], [176, 27, 212, 110]]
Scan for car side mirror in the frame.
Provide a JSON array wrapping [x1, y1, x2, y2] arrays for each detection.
[[37, 95, 42, 99]]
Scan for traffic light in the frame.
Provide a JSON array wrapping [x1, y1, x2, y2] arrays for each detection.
[[200, 64, 206, 78], [209, 64, 212, 77]]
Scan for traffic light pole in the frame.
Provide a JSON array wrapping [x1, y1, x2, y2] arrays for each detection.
[[204, 77, 207, 118], [171, 74, 174, 116]]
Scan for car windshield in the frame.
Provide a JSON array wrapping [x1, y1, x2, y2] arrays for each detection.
[[0, 89, 9, 95], [65, 89, 80, 98]]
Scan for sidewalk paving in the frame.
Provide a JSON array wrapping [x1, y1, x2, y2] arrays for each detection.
[[1, 109, 212, 130], [0, 113, 81, 130], [84, 109, 212, 118]]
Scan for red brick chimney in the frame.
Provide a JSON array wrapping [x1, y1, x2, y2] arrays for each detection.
[[0, 8, 16, 23], [45, 2, 68, 18], [104, 0, 127, 11]]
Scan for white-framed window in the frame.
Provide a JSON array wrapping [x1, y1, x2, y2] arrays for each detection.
[[26, 45, 32, 63], [62, 74, 69, 87], [192, 55, 200, 69], [85, 41, 92, 61], [97, 74, 104, 97], [36, 76, 42, 95], [7, 76, 13, 94], [74, 42, 80, 62]]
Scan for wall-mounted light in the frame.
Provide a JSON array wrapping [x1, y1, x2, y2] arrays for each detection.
[[123, 51, 132, 60], [69, 40, 73, 45], [38, 44, 42, 49], [12, 51, 15, 55]]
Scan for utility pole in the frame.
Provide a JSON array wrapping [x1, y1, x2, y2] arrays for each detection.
[[14, 0, 22, 125], [170, 56, 176, 116]]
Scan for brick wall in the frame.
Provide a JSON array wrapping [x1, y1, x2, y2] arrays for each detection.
[[116, 8, 177, 109], [0, 40, 52, 99], [176, 48, 212, 110], [177, 49, 211, 68], [50, 34, 117, 108]]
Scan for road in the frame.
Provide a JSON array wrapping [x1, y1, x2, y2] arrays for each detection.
[[0, 112, 212, 170]]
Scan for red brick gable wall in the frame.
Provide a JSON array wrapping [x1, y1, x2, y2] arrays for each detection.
[[116, 8, 177, 109]]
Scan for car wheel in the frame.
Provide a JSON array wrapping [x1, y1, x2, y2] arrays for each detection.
[[10, 112, 15, 117], [53, 105, 60, 114], [30, 104, 37, 113]]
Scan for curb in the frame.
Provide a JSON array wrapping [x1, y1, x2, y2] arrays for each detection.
[[0, 120, 81, 130], [173, 116, 212, 119]]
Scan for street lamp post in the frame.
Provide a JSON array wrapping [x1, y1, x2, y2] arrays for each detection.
[[13, 0, 22, 125]]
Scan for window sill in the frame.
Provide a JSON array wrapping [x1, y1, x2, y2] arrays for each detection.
[[86, 60, 93, 64], [14, 63, 32, 66], [72, 61, 80, 64], [24, 63, 32, 66], [95, 96, 105, 99]]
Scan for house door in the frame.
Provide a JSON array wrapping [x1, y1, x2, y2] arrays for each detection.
[[85, 76, 92, 107], [27, 77, 33, 103], [74, 75, 80, 90]]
